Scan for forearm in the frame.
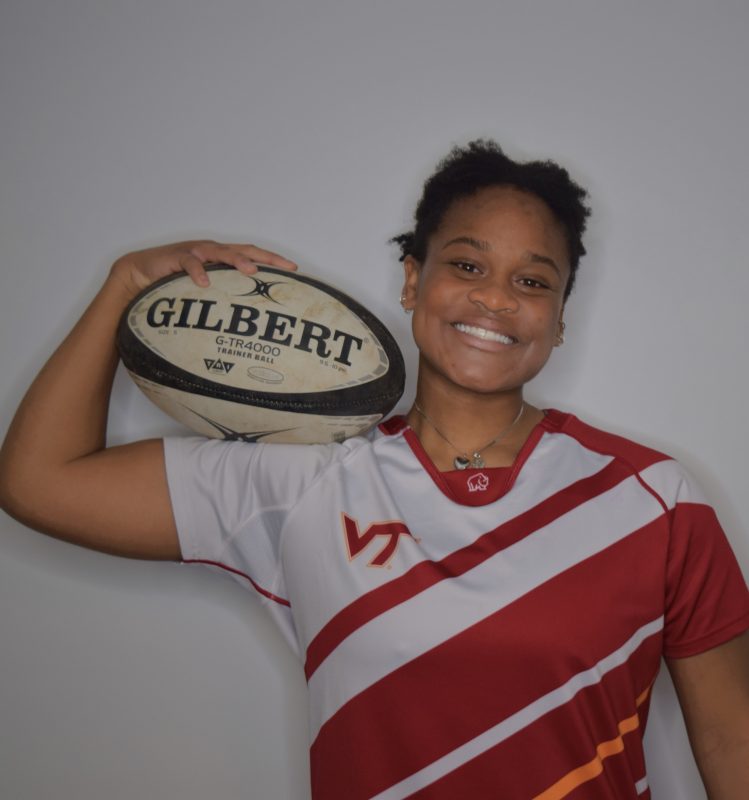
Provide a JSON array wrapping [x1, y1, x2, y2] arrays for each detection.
[[668, 633, 749, 800], [697, 736, 749, 800]]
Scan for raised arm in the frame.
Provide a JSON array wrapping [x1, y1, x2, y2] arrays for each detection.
[[0, 241, 296, 560]]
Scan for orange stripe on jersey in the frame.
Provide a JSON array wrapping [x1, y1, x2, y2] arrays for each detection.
[[531, 686, 652, 800]]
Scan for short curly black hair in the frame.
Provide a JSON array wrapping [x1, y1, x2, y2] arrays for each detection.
[[392, 140, 591, 300]]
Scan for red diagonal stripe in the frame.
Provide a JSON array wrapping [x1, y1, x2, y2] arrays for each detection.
[[304, 458, 633, 680], [405, 672, 654, 800], [309, 520, 665, 800]]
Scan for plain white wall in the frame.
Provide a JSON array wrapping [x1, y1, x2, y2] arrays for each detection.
[[1, 1, 747, 797]]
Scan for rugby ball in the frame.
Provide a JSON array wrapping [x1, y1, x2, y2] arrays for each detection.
[[116, 265, 405, 443]]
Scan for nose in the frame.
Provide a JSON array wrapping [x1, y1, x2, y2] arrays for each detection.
[[467, 277, 519, 313]]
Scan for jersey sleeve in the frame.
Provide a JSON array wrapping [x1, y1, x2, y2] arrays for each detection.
[[163, 436, 337, 613], [662, 467, 749, 659]]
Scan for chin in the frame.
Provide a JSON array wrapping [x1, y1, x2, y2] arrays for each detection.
[[459, 380, 522, 396], [418, 350, 550, 397], [443, 367, 523, 395], [449, 361, 549, 396]]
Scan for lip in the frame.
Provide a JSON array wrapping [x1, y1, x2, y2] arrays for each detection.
[[452, 321, 518, 346]]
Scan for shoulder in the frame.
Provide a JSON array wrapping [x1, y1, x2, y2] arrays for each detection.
[[163, 428, 386, 483], [542, 409, 704, 509], [164, 432, 369, 468], [543, 409, 670, 470]]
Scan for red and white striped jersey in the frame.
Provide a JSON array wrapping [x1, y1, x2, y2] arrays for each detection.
[[165, 410, 749, 799]]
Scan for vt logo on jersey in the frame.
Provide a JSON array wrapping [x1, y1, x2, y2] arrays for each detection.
[[341, 513, 414, 568]]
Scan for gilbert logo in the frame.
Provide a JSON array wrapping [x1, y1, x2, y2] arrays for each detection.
[[467, 473, 489, 493], [341, 513, 414, 568], [146, 297, 364, 367]]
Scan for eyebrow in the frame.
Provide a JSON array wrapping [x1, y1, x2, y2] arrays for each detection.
[[442, 236, 561, 275], [442, 236, 492, 252], [527, 252, 561, 276]]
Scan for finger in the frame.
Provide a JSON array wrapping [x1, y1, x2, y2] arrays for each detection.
[[189, 242, 261, 276], [231, 244, 298, 272], [186, 240, 298, 277], [183, 241, 257, 280], [178, 253, 210, 287]]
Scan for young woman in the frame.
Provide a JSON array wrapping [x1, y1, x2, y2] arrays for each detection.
[[1, 142, 748, 799]]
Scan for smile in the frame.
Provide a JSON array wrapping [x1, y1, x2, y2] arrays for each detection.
[[453, 323, 516, 345]]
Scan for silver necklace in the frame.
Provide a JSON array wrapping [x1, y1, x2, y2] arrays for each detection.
[[413, 402, 526, 470]]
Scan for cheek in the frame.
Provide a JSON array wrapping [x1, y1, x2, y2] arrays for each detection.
[[410, 311, 435, 355], [531, 304, 563, 335], [537, 314, 559, 340], [413, 274, 442, 309], [412, 285, 452, 331]]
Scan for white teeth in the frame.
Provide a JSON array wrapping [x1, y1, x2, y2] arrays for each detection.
[[454, 323, 514, 344]]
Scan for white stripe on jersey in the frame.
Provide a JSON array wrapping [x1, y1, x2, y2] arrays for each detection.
[[296, 429, 615, 649], [380, 429, 617, 559], [638, 460, 707, 509], [369, 616, 664, 800], [308, 467, 668, 738]]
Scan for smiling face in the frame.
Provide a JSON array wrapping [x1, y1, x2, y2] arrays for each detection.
[[402, 185, 570, 398]]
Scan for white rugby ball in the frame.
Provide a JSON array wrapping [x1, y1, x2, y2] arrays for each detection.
[[116, 265, 405, 443]]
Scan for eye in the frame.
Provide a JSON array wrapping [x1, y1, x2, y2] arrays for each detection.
[[450, 260, 481, 275], [517, 276, 551, 290]]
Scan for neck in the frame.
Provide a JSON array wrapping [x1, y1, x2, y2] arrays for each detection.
[[406, 373, 542, 471]]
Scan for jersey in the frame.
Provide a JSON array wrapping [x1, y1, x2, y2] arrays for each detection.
[[163, 409, 749, 800]]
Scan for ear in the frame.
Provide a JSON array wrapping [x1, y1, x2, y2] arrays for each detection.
[[401, 256, 421, 312], [554, 307, 566, 346]]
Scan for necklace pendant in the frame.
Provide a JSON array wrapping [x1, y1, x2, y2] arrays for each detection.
[[470, 453, 485, 468], [454, 456, 471, 470]]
